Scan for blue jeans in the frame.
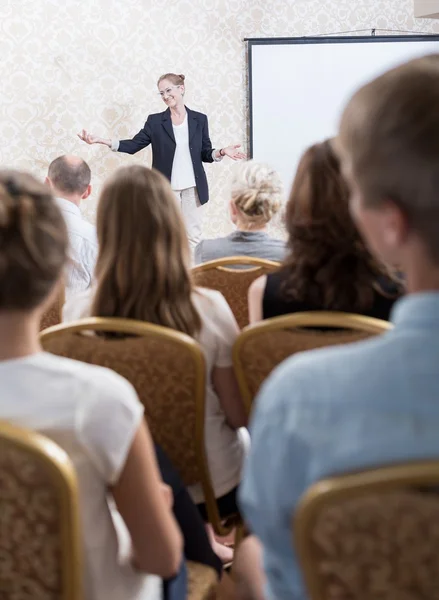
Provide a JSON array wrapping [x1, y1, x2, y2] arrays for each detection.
[[163, 560, 187, 600]]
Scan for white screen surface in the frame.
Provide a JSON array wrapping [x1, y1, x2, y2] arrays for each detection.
[[250, 37, 439, 192]]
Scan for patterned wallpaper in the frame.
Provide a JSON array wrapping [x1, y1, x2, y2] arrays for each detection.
[[1, 0, 438, 237]]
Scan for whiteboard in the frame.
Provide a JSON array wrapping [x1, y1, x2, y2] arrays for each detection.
[[249, 35, 439, 191]]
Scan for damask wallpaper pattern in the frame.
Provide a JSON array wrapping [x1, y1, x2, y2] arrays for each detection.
[[0, 0, 438, 237]]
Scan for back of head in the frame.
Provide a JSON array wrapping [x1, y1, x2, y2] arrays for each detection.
[[339, 54, 439, 264], [282, 139, 384, 311], [230, 160, 283, 227], [93, 165, 201, 336], [0, 170, 68, 311], [48, 155, 91, 196]]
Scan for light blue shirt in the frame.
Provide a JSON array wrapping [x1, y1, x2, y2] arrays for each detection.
[[239, 292, 439, 600]]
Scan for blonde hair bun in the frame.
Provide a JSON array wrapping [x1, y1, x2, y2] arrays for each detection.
[[230, 160, 284, 224]]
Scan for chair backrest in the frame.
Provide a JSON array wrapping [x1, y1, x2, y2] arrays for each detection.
[[192, 256, 281, 329], [40, 318, 225, 530], [294, 461, 439, 600], [0, 420, 82, 600], [40, 286, 65, 331], [233, 311, 392, 413]]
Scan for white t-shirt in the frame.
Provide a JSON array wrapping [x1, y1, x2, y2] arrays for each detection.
[[63, 287, 247, 504], [0, 352, 162, 600], [171, 114, 196, 191]]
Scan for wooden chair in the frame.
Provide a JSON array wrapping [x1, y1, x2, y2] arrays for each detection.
[[40, 317, 239, 538], [40, 286, 65, 331], [233, 311, 392, 413], [0, 420, 82, 600], [192, 256, 281, 329], [294, 461, 439, 600]]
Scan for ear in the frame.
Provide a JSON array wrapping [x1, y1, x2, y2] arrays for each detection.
[[381, 200, 409, 248], [81, 184, 92, 200], [45, 176, 53, 188]]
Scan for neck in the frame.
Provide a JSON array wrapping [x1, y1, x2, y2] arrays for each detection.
[[235, 221, 267, 233], [0, 312, 41, 361], [56, 191, 82, 207], [170, 104, 186, 118], [403, 244, 439, 294]]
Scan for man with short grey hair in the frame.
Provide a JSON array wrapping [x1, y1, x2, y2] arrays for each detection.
[[46, 155, 97, 296]]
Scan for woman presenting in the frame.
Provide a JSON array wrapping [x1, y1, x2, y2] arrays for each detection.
[[78, 72, 245, 248]]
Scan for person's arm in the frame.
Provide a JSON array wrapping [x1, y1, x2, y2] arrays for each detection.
[[234, 535, 267, 600], [238, 360, 311, 600], [208, 292, 248, 428], [77, 119, 152, 155], [212, 365, 248, 429], [112, 421, 183, 578], [248, 275, 267, 324], [79, 375, 183, 578]]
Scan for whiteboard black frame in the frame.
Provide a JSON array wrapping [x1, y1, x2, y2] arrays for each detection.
[[246, 34, 439, 157]]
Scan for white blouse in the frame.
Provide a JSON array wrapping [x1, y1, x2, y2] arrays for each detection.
[[63, 286, 247, 504], [170, 114, 196, 191]]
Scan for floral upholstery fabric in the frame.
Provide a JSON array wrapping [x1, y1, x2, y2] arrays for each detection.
[[41, 331, 203, 486], [40, 303, 62, 332], [307, 489, 439, 600], [0, 436, 63, 599], [193, 265, 278, 329], [40, 291, 64, 332], [186, 561, 217, 600], [238, 328, 371, 404]]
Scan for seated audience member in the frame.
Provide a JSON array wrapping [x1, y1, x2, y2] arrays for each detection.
[[239, 55, 439, 600], [248, 139, 400, 323], [46, 155, 98, 296], [0, 171, 183, 600], [194, 161, 286, 265], [63, 165, 248, 519]]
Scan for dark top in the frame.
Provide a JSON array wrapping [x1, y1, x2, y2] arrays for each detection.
[[194, 231, 286, 265], [262, 270, 398, 321], [117, 106, 214, 205]]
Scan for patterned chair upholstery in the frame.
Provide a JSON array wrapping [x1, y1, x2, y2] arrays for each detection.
[[233, 311, 392, 413], [40, 317, 234, 537], [187, 561, 218, 600], [294, 461, 439, 600], [40, 286, 65, 332], [192, 256, 281, 329], [0, 420, 82, 600]]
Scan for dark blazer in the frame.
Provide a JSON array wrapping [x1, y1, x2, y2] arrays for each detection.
[[117, 106, 215, 205]]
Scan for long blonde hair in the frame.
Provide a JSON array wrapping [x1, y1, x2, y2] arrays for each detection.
[[92, 165, 201, 336]]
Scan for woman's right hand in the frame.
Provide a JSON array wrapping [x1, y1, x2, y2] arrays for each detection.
[[77, 129, 111, 148]]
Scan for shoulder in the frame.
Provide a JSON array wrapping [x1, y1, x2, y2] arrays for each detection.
[[187, 107, 208, 121], [146, 111, 166, 124], [40, 352, 139, 408], [193, 286, 229, 310], [256, 331, 394, 417]]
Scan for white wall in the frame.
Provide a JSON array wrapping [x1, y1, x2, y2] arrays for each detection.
[[1, 0, 438, 238]]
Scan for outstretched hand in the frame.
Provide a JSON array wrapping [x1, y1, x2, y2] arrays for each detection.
[[222, 144, 246, 161], [77, 129, 100, 145]]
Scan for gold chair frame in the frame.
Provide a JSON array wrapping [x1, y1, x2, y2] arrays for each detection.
[[294, 460, 439, 600], [0, 420, 82, 600], [233, 311, 393, 414], [192, 256, 281, 329], [40, 317, 235, 536]]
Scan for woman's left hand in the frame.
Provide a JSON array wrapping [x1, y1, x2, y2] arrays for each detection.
[[221, 144, 247, 160]]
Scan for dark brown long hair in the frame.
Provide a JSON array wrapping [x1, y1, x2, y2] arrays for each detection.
[[280, 139, 389, 311], [91, 165, 201, 336]]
